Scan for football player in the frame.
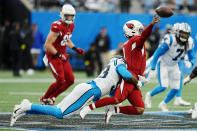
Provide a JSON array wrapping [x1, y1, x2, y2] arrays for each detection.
[[80, 15, 160, 123], [10, 55, 147, 126], [145, 23, 195, 112], [40, 4, 85, 105]]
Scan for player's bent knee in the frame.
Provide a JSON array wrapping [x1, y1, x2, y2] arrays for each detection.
[[136, 107, 145, 115]]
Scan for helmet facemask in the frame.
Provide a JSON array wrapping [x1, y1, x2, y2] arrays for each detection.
[[174, 23, 191, 45]]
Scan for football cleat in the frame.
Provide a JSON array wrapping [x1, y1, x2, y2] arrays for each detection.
[[145, 92, 152, 108], [192, 103, 197, 119], [40, 97, 48, 105], [80, 106, 91, 119], [47, 97, 55, 105], [10, 99, 31, 126], [105, 105, 115, 124], [174, 97, 191, 106], [40, 97, 55, 105], [158, 101, 169, 112]]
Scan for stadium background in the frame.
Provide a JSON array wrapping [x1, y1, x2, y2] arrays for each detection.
[[0, 0, 197, 130]]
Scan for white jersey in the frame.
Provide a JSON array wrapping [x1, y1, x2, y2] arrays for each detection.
[[93, 57, 126, 96], [160, 34, 194, 66]]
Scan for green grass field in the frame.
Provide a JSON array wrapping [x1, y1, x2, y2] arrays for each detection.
[[0, 70, 196, 113]]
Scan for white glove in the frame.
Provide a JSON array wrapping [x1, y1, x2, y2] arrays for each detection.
[[183, 76, 191, 85], [138, 75, 149, 85], [184, 61, 192, 68], [147, 69, 156, 81], [136, 81, 142, 89]]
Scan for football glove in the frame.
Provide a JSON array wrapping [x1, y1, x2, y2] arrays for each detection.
[[184, 61, 192, 68], [138, 75, 149, 85], [136, 81, 142, 89], [72, 47, 85, 55], [147, 69, 156, 81], [56, 52, 67, 61], [183, 76, 191, 85]]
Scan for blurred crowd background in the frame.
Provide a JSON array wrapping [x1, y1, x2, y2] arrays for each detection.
[[0, 0, 197, 77]]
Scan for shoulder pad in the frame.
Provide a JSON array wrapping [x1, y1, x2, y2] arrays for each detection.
[[51, 21, 61, 33]]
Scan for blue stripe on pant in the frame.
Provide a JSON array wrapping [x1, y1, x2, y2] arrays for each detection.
[[63, 81, 101, 116]]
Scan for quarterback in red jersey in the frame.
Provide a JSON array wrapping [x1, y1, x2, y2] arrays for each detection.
[[80, 15, 161, 123], [41, 4, 85, 105]]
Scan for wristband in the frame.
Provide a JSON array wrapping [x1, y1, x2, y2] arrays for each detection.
[[72, 46, 77, 51], [55, 52, 60, 57]]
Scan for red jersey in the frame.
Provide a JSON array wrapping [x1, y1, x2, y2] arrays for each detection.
[[123, 23, 153, 76], [46, 20, 74, 57]]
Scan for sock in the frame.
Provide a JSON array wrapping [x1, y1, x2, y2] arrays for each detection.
[[176, 74, 183, 97], [115, 106, 120, 113], [150, 85, 167, 97], [119, 106, 139, 115], [89, 103, 96, 110], [30, 104, 63, 119], [43, 82, 59, 98], [164, 89, 178, 104]]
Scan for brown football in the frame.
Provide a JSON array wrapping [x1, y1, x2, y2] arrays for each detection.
[[155, 6, 174, 18]]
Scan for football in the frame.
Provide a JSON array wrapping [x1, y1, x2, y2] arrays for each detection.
[[155, 6, 174, 18]]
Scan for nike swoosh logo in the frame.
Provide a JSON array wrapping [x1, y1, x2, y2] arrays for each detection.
[[14, 107, 21, 114]]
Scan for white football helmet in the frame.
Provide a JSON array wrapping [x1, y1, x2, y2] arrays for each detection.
[[60, 4, 76, 24], [173, 22, 191, 42], [123, 20, 144, 38]]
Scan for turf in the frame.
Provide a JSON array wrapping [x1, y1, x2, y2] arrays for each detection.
[[0, 70, 196, 113]]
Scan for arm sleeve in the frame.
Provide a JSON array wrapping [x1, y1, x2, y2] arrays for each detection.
[[137, 23, 153, 49], [187, 49, 196, 65], [116, 64, 132, 80], [150, 43, 169, 70]]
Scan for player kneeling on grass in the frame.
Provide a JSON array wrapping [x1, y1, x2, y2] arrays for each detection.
[[10, 55, 148, 126]]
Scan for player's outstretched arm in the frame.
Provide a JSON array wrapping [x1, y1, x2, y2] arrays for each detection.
[[137, 15, 161, 48]]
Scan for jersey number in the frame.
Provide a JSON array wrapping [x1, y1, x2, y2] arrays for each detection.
[[98, 65, 110, 78], [60, 34, 71, 46], [172, 49, 184, 61]]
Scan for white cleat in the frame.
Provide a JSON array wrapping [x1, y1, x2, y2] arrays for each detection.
[[192, 103, 197, 119], [174, 97, 191, 106], [10, 99, 31, 126], [145, 92, 152, 108], [80, 106, 91, 119], [105, 105, 115, 124], [158, 101, 169, 112]]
